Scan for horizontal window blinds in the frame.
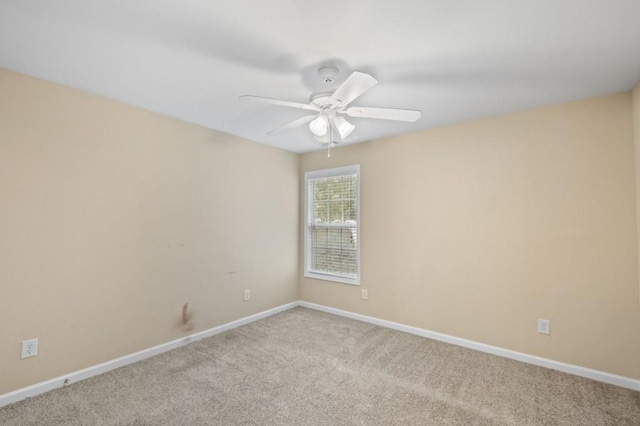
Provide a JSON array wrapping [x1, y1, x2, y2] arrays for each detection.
[[305, 166, 359, 283]]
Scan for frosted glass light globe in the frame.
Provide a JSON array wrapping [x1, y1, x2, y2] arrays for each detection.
[[309, 115, 328, 136]]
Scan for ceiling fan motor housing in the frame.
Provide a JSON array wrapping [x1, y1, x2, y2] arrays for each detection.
[[310, 91, 339, 108]]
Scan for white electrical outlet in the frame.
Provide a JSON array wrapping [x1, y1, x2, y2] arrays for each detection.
[[361, 289, 368, 300], [243, 289, 250, 301], [538, 319, 550, 335], [21, 338, 38, 359]]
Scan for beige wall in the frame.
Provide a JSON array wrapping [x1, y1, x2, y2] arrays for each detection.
[[0, 68, 299, 395], [300, 93, 640, 380], [2, 66, 639, 397]]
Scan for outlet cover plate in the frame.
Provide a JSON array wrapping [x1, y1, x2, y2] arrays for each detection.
[[537, 319, 550, 335], [21, 338, 38, 359], [243, 289, 250, 301], [361, 289, 368, 300]]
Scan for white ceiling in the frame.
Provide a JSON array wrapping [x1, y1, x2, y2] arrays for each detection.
[[2, 1, 640, 153]]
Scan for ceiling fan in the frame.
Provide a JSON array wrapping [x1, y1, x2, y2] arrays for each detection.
[[240, 67, 421, 145]]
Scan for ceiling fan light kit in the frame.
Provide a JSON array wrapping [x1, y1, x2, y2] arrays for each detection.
[[240, 66, 421, 154], [309, 115, 328, 136], [334, 116, 355, 139]]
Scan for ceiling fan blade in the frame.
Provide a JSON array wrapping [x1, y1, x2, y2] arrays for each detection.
[[267, 114, 317, 135], [240, 95, 319, 111], [329, 71, 378, 106], [346, 106, 421, 122]]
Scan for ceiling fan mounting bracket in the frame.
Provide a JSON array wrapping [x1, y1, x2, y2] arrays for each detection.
[[317, 66, 339, 85]]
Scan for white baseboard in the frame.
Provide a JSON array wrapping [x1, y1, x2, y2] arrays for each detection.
[[3, 299, 638, 408], [0, 301, 299, 408], [299, 301, 640, 392]]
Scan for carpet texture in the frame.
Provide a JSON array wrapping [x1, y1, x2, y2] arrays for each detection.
[[1, 307, 639, 425]]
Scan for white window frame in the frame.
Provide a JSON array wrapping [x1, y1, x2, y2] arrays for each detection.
[[304, 165, 360, 285]]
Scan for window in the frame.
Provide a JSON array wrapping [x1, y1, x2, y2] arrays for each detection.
[[304, 165, 360, 285]]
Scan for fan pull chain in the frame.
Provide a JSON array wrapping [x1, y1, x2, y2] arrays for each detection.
[[327, 118, 334, 158]]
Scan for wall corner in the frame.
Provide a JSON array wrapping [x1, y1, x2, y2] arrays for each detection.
[[633, 81, 640, 307]]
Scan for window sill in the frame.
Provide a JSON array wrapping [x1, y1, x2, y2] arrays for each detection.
[[304, 271, 360, 286]]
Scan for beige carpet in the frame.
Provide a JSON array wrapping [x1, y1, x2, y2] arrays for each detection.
[[1, 307, 639, 425]]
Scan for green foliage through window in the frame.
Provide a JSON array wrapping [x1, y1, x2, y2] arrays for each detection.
[[310, 175, 357, 224]]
